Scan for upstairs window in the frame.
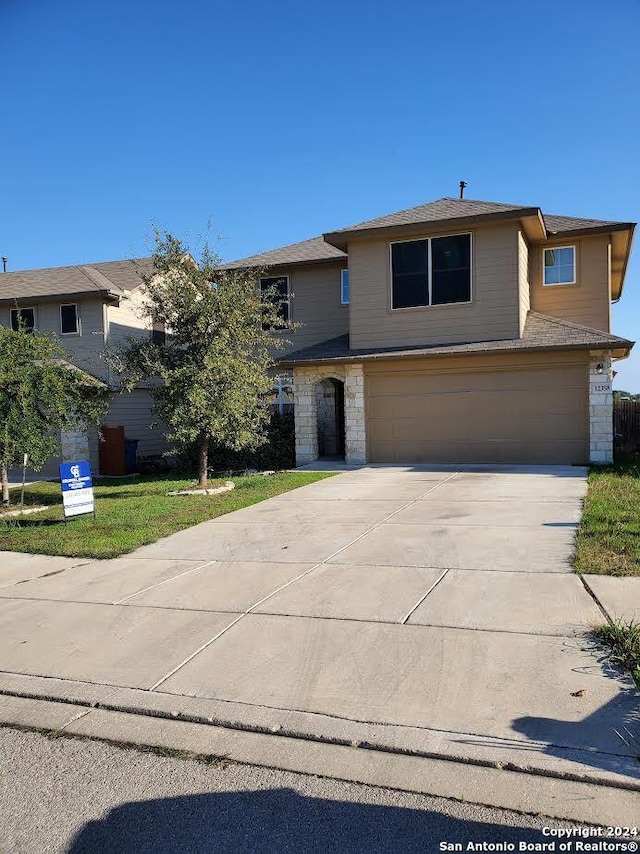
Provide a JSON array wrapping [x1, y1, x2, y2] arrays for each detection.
[[391, 240, 428, 308], [341, 269, 349, 305], [431, 234, 473, 305], [391, 233, 471, 309], [60, 303, 79, 334], [260, 275, 290, 327], [10, 307, 35, 332], [543, 246, 575, 286]]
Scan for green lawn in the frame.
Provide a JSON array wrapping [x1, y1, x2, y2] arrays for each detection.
[[574, 455, 640, 577], [0, 471, 334, 559]]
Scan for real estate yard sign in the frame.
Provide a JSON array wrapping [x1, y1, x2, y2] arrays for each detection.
[[59, 461, 95, 519]]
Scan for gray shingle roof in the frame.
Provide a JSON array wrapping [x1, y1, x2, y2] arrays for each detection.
[[220, 236, 346, 270], [326, 197, 632, 239], [278, 312, 633, 366], [224, 198, 633, 269], [326, 197, 534, 235], [543, 213, 622, 234], [0, 258, 153, 302]]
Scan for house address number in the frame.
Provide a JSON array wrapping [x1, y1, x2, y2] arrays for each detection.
[[592, 384, 611, 393]]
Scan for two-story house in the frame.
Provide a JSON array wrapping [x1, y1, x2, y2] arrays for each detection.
[[224, 197, 635, 466], [0, 258, 167, 476]]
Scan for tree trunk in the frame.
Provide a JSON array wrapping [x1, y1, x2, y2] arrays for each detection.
[[197, 433, 209, 489], [1, 462, 9, 507]]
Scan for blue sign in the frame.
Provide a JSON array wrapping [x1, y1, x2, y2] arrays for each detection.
[[59, 461, 95, 518]]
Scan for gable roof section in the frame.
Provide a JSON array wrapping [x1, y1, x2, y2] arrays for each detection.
[[219, 235, 346, 270], [0, 258, 153, 302], [277, 312, 633, 367]]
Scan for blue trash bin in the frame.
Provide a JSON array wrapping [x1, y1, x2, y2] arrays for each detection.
[[124, 439, 139, 475]]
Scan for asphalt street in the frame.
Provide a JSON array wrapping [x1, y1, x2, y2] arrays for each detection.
[[0, 727, 575, 854]]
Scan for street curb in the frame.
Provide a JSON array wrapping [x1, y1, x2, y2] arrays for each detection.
[[0, 671, 638, 793], [1, 691, 639, 826]]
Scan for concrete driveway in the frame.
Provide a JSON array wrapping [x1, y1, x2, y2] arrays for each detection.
[[0, 464, 639, 820]]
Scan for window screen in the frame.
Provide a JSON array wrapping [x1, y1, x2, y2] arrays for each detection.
[[391, 240, 429, 309], [544, 247, 575, 285], [260, 276, 290, 326], [60, 304, 79, 334], [431, 234, 472, 305], [341, 269, 349, 305], [10, 308, 35, 332]]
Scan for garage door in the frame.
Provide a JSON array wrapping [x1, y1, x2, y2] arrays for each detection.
[[366, 356, 589, 464]]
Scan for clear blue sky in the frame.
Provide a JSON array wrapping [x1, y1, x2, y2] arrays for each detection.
[[2, 0, 639, 388]]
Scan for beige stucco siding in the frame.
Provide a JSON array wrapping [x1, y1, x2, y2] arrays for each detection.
[[529, 234, 611, 332], [518, 231, 530, 335], [348, 222, 521, 350], [365, 351, 589, 465], [270, 262, 349, 356]]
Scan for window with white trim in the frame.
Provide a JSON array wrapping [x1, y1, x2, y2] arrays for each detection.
[[391, 233, 472, 309], [260, 275, 290, 327], [60, 303, 79, 334], [341, 269, 349, 305], [10, 307, 35, 332], [543, 246, 575, 286]]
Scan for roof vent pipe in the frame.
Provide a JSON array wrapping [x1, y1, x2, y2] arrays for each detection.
[[459, 181, 467, 200]]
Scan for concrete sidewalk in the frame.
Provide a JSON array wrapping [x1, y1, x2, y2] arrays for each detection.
[[0, 464, 639, 824]]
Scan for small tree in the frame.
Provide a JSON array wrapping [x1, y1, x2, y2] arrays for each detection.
[[0, 324, 108, 506], [114, 230, 292, 488]]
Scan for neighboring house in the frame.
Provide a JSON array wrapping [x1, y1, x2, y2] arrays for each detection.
[[0, 258, 167, 476], [223, 197, 635, 466]]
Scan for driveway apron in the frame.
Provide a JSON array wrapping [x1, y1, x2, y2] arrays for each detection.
[[0, 464, 638, 789]]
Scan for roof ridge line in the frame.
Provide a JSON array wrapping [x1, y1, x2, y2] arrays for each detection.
[[79, 264, 125, 294], [76, 265, 106, 292], [440, 196, 533, 207], [0, 256, 151, 277]]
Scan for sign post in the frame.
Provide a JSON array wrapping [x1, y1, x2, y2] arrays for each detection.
[[59, 461, 95, 520]]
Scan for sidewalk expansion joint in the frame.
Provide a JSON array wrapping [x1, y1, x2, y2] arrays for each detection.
[[579, 575, 614, 624], [114, 559, 219, 605], [148, 469, 463, 690], [400, 570, 450, 624]]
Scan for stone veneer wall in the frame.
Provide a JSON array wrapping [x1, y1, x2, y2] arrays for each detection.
[[293, 364, 366, 465], [589, 352, 613, 464]]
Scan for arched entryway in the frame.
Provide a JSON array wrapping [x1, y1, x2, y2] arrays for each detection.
[[316, 378, 345, 460]]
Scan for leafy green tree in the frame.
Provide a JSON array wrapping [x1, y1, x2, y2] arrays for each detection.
[[113, 230, 292, 488], [0, 324, 108, 506]]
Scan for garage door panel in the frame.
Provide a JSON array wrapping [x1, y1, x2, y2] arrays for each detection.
[[367, 369, 585, 397], [374, 415, 585, 445], [373, 396, 584, 438], [371, 438, 585, 465], [366, 361, 588, 465]]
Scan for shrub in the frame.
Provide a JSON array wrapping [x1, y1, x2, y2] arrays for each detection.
[[173, 409, 296, 476]]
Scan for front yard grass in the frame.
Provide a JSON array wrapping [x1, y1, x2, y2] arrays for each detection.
[[574, 455, 640, 577], [0, 471, 334, 560]]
